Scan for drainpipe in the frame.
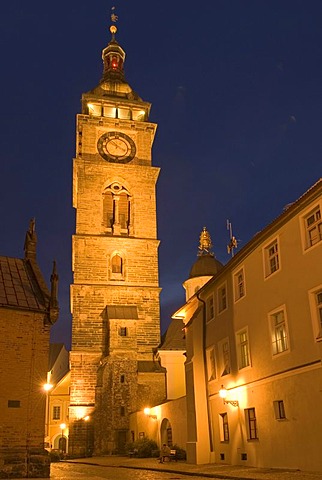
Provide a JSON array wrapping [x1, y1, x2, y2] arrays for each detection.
[[197, 293, 214, 453]]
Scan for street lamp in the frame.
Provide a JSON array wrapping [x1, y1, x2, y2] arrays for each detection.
[[144, 407, 157, 420], [219, 385, 239, 407]]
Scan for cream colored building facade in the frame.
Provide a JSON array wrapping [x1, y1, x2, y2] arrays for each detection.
[[69, 22, 165, 456], [45, 344, 70, 454], [173, 179, 322, 471]]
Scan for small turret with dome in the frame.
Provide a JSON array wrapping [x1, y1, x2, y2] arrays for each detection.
[[183, 227, 223, 301]]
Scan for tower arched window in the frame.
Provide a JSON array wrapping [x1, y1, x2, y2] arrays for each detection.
[[103, 183, 132, 235], [111, 254, 123, 274], [110, 252, 125, 280]]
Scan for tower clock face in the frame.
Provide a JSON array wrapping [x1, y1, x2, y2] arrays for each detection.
[[97, 131, 136, 163]]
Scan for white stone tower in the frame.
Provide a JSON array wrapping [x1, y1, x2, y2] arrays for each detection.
[[69, 15, 165, 456]]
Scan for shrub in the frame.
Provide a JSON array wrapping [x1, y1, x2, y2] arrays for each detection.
[[171, 444, 186, 460], [125, 437, 158, 458]]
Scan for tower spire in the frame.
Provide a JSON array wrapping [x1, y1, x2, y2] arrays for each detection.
[[101, 6, 126, 82]]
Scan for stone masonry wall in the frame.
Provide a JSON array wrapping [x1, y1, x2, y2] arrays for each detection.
[[0, 308, 51, 478]]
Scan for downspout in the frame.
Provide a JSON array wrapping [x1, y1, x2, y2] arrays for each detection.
[[196, 292, 214, 453]]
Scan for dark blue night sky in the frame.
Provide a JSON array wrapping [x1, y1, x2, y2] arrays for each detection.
[[1, 1, 321, 348]]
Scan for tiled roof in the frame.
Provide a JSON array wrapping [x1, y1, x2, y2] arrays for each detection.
[[159, 318, 186, 351], [0, 256, 47, 312]]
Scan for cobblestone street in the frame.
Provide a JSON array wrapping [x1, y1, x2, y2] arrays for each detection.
[[48, 457, 322, 480]]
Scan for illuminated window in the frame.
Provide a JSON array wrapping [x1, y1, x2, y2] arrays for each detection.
[[218, 283, 227, 313], [245, 408, 258, 440], [233, 268, 245, 301], [219, 338, 231, 376], [53, 406, 61, 420], [103, 105, 117, 118], [270, 308, 289, 355], [303, 206, 322, 248], [264, 239, 280, 277], [236, 329, 250, 369], [206, 295, 215, 322], [118, 107, 131, 119], [273, 400, 286, 420], [219, 413, 229, 442], [119, 327, 128, 337], [87, 103, 101, 116], [206, 347, 216, 381], [132, 109, 146, 121]]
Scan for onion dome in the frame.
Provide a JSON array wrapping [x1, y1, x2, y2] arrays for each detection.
[[189, 253, 223, 279], [183, 228, 223, 301]]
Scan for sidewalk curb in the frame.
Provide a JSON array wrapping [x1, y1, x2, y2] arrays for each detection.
[[63, 460, 260, 480]]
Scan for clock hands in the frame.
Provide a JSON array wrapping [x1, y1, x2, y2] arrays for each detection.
[[109, 140, 127, 153]]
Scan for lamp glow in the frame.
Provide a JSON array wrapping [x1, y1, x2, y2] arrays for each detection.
[[144, 407, 157, 419], [43, 383, 53, 392], [219, 385, 239, 407]]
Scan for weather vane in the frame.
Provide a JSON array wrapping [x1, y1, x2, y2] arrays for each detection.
[[227, 220, 238, 257], [109, 6, 118, 37], [111, 6, 118, 23]]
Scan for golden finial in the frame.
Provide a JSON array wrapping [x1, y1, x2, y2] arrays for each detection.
[[198, 227, 214, 256]]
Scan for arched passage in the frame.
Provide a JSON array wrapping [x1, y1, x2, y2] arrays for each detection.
[[160, 418, 173, 446]]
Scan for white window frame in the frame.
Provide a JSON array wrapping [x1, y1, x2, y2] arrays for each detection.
[[300, 202, 322, 252], [206, 346, 216, 381], [219, 412, 230, 442], [236, 327, 251, 369], [263, 237, 280, 278], [218, 337, 231, 376], [273, 400, 286, 420], [245, 407, 258, 440], [52, 405, 61, 421], [206, 294, 215, 322], [268, 305, 290, 356], [217, 282, 228, 314], [233, 267, 246, 302], [308, 285, 322, 341]]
